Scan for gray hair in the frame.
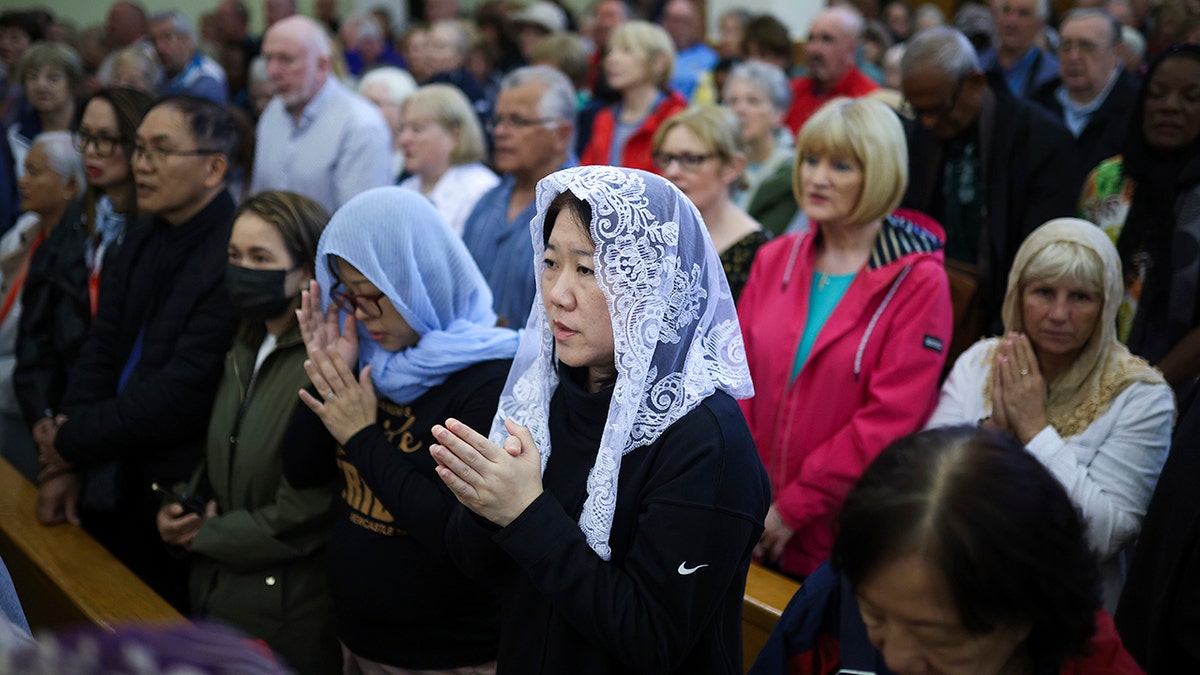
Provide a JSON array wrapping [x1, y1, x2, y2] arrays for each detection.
[[724, 60, 792, 112], [1034, 0, 1051, 22], [149, 10, 196, 41], [901, 26, 979, 81], [248, 55, 268, 84], [1060, 8, 1122, 46], [501, 65, 577, 127], [359, 66, 418, 104], [30, 131, 84, 195], [1121, 26, 1145, 64], [914, 3, 946, 28], [344, 11, 383, 43]]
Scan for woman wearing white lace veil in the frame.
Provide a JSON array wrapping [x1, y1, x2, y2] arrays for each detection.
[[431, 165, 771, 674]]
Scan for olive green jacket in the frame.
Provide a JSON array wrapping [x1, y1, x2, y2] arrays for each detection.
[[185, 323, 339, 674]]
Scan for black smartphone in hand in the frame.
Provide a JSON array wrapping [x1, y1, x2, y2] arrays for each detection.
[[151, 482, 208, 516]]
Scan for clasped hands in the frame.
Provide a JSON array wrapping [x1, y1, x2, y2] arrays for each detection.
[[984, 332, 1050, 444], [33, 414, 80, 526], [295, 280, 377, 445], [431, 418, 543, 528]]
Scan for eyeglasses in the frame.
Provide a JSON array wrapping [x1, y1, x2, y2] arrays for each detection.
[[132, 144, 222, 166], [1057, 39, 1113, 56], [907, 77, 967, 121], [331, 289, 386, 318], [73, 131, 126, 157], [652, 152, 717, 172], [485, 114, 558, 134]]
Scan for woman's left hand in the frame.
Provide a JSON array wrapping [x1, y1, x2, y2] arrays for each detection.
[[430, 418, 543, 527], [997, 333, 1050, 444], [298, 346, 377, 445], [755, 504, 794, 565]]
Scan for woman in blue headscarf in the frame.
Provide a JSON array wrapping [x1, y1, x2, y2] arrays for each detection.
[[284, 186, 519, 674]]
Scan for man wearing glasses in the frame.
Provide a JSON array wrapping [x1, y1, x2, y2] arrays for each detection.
[[461, 65, 577, 329], [36, 95, 239, 612], [899, 27, 1076, 362], [1032, 9, 1138, 191]]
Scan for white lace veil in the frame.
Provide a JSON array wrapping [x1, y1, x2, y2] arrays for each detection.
[[490, 166, 754, 560]]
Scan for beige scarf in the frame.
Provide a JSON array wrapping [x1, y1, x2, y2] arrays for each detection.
[[985, 218, 1166, 438]]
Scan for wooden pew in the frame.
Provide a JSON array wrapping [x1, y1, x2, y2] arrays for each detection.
[[0, 457, 186, 632], [743, 562, 801, 672]]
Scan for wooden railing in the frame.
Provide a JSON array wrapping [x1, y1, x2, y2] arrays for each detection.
[[0, 457, 186, 632], [743, 562, 801, 672]]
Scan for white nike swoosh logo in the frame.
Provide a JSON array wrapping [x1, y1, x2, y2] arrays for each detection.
[[677, 562, 709, 575]]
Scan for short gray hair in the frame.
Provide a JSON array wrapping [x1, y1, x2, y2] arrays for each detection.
[[901, 26, 979, 81], [30, 131, 84, 195], [149, 10, 196, 41], [501, 65, 577, 127], [724, 61, 792, 112], [1060, 8, 1122, 46], [359, 66, 418, 104], [344, 11, 383, 43]]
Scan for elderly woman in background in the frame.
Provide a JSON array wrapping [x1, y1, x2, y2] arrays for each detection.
[[6, 43, 83, 180], [1079, 44, 1200, 400], [926, 218, 1173, 610], [397, 83, 499, 237], [107, 46, 160, 95], [580, 21, 687, 174], [357, 66, 417, 182], [722, 61, 796, 236], [1, 132, 81, 481], [653, 104, 766, 301], [749, 426, 1143, 674], [737, 97, 952, 580]]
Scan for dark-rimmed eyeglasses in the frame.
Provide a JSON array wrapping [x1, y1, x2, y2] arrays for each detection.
[[485, 114, 558, 134], [331, 289, 386, 318], [73, 131, 127, 157], [907, 77, 967, 121], [132, 144, 222, 167], [652, 152, 717, 172]]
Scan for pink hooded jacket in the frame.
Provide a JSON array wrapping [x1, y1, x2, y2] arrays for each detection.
[[738, 211, 953, 577]]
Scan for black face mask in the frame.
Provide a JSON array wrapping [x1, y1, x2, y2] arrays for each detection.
[[226, 264, 297, 321]]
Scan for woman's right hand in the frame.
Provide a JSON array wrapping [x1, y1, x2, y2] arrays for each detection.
[[297, 279, 358, 367], [156, 500, 217, 550]]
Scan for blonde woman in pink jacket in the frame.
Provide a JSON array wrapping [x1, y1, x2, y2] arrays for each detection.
[[737, 97, 952, 579]]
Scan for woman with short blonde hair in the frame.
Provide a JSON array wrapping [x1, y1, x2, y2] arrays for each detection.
[[580, 20, 686, 174], [738, 97, 952, 580], [397, 83, 498, 236]]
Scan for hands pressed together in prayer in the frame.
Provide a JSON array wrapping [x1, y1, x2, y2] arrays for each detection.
[[983, 333, 1050, 445], [431, 418, 544, 528], [34, 414, 80, 526], [296, 280, 378, 445]]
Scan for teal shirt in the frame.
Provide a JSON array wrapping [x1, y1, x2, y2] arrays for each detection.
[[792, 271, 856, 380]]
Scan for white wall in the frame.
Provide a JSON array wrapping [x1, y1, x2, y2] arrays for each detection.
[[706, 0, 822, 42]]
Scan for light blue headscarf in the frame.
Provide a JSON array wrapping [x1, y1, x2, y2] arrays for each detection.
[[315, 187, 520, 404]]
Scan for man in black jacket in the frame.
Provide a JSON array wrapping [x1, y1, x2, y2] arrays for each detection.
[[1031, 9, 1139, 194], [36, 95, 239, 610], [899, 27, 1077, 360]]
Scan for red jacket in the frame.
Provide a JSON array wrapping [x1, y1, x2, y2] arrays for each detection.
[[737, 211, 952, 577], [785, 67, 879, 136], [580, 91, 688, 174]]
